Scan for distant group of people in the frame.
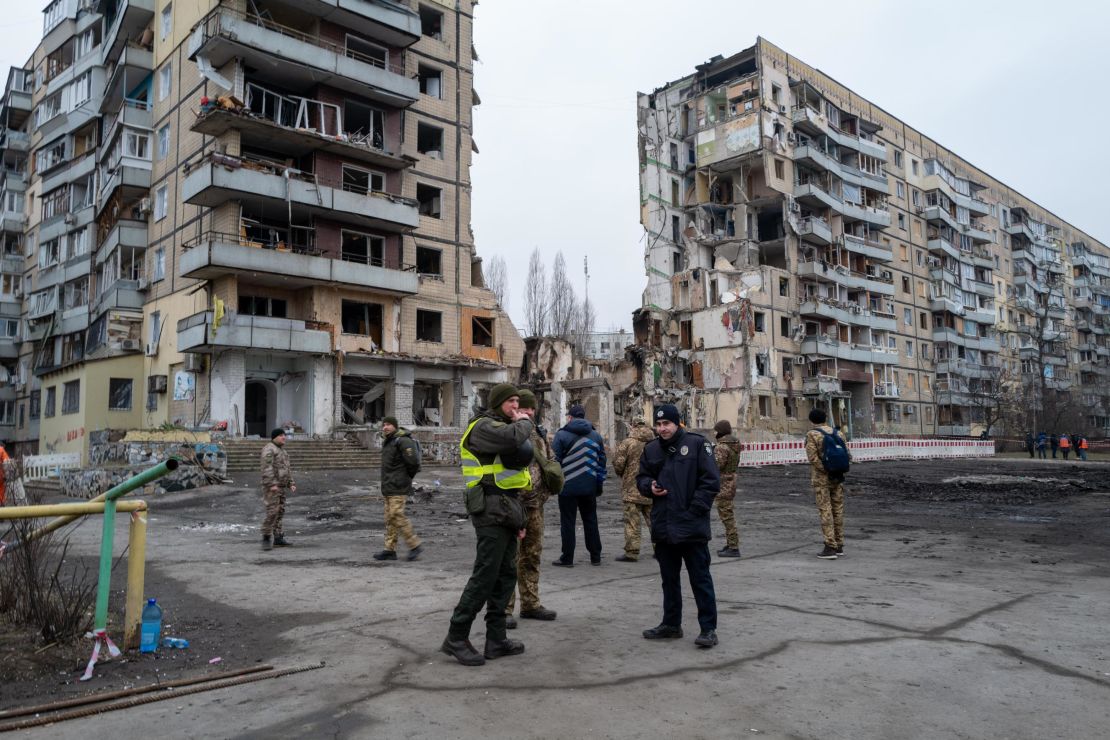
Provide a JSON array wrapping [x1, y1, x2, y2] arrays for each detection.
[[1027, 432, 1089, 461], [258, 387, 855, 667]]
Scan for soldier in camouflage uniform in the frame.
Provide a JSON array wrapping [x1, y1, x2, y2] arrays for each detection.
[[260, 428, 296, 551], [613, 419, 656, 562], [712, 420, 742, 558], [804, 408, 848, 559], [505, 389, 562, 628]]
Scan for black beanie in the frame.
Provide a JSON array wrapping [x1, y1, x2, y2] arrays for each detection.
[[382, 416, 399, 428], [653, 404, 681, 425], [271, 428, 286, 440], [714, 420, 732, 438]]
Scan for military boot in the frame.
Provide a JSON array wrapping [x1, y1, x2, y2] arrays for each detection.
[[441, 638, 485, 667], [484, 637, 525, 660], [373, 550, 398, 561], [261, 535, 272, 551], [273, 534, 291, 547]]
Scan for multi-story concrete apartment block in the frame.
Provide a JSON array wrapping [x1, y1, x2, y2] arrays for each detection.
[[2, 0, 521, 460], [636, 38, 1110, 439]]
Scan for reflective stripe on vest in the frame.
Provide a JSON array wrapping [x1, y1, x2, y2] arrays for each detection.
[[459, 418, 532, 490]]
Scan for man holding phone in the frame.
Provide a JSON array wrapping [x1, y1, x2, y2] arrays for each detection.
[[635, 404, 721, 648]]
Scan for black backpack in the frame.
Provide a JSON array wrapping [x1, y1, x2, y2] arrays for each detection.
[[815, 428, 850, 477]]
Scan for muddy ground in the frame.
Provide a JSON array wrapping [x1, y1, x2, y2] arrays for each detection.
[[2, 456, 1109, 738]]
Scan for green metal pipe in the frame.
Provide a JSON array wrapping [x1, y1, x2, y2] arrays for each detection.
[[3, 458, 181, 551], [92, 458, 180, 632]]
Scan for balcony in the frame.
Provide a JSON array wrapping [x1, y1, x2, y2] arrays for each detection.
[[873, 381, 900, 399], [800, 336, 900, 365], [793, 144, 840, 174], [177, 311, 333, 355], [97, 218, 147, 258], [936, 360, 998, 379], [299, 0, 422, 47], [96, 279, 144, 312], [1, 129, 30, 153], [799, 299, 896, 331], [191, 97, 410, 172], [180, 231, 419, 295], [794, 216, 832, 245], [182, 154, 419, 233], [802, 374, 842, 396], [842, 233, 892, 261], [963, 221, 993, 244], [797, 261, 895, 296], [794, 180, 841, 212], [926, 237, 960, 260], [188, 8, 420, 108], [923, 205, 959, 231], [967, 279, 995, 298], [840, 201, 891, 228], [100, 0, 156, 66], [0, 335, 17, 359], [101, 46, 154, 114], [97, 157, 151, 212]]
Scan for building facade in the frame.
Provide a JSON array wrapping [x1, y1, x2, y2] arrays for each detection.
[[636, 38, 1110, 439], [1, 0, 521, 460]]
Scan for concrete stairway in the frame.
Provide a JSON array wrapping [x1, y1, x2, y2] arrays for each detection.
[[223, 438, 379, 474]]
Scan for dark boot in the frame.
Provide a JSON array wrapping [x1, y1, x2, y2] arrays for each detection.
[[615, 554, 638, 562], [273, 534, 290, 547], [484, 638, 525, 660], [441, 638, 485, 666], [520, 607, 557, 621], [407, 544, 424, 562], [717, 547, 741, 558], [373, 550, 398, 561], [694, 630, 719, 648], [642, 624, 683, 639], [505, 615, 518, 630], [261, 535, 272, 551], [551, 558, 573, 568]]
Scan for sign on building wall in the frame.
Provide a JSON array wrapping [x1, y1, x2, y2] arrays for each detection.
[[174, 371, 196, 402], [696, 113, 760, 166]]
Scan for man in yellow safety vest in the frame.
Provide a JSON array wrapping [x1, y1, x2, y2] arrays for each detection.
[[442, 383, 534, 667]]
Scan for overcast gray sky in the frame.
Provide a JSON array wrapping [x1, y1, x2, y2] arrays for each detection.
[[4, 2, 1107, 332]]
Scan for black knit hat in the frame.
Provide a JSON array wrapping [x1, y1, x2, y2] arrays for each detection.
[[382, 416, 399, 427], [568, 405, 586, 418], [714, 420, 732, 438], [271, 428, 286, 440], [654, 404, 681, 425]]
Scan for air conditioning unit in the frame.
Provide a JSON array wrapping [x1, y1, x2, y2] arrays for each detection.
[[145, 342, 158, 357], [779, 105, 787, 114], [121, 338, 140, 351], [786, 131, 796, 145], [137, 197, 152, 215], [147, 374, 168, 393], [64, 213, 76, 224], [915, 207, 925, 214], [183, 353, 204, 372], [137, 278, 149, 291], [881, 270, 893, 280], [789, 200, 800, 213], [792, 356, 807, 365]]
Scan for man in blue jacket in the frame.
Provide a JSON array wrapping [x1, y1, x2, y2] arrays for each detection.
[[551, 404, 607, 566], [636, 404, 720, 648]]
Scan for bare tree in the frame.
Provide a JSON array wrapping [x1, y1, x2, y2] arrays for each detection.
[[572, 295, 597, 350], [524, 248, 548, 338], [484, 255, 509, 310], [548, 251, 577, 338]]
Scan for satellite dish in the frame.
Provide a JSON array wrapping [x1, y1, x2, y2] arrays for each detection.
[[721, 291, 737, 303]]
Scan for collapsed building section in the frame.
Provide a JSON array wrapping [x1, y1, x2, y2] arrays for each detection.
[[635, 38, 1110, 438]]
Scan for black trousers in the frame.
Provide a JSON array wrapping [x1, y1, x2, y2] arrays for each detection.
[[448, 525, 518, 642], [558, 494, 602, 561], [655, 541, 717, 632]]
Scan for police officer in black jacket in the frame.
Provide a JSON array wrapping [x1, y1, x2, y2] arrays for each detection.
[[636, 404, 720, 648]]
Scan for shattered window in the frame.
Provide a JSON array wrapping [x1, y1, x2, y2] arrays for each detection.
[[108, 378, 133, 411]]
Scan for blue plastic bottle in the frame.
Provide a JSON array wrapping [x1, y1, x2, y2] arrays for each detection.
[[140, 598, 163, 653]]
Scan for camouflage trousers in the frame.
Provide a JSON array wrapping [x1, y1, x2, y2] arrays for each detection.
[[716, 496, 740, 549], [622, 502, 653, 559], [383, 496, 421, 551], [261, 486, 287, 536], [508, 504, 546, 614], [812, 475, 845, 548]]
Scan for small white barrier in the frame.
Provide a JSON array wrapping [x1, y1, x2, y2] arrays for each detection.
[[737, 438, 994, 467], [22, 452, 82, 480]]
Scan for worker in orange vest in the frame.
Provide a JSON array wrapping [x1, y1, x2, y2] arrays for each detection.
[[1078, 436, 1089, 461], [1058, 433, 1071, 460], [0, 441, 10, 505]]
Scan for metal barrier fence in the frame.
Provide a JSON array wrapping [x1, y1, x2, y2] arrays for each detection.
[[738, 438, 995, 467], [22, 452, 82, 480]]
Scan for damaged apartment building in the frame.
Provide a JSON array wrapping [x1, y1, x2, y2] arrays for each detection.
[[635, 37, 1110, 438], [2, 0, 520, 461]]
